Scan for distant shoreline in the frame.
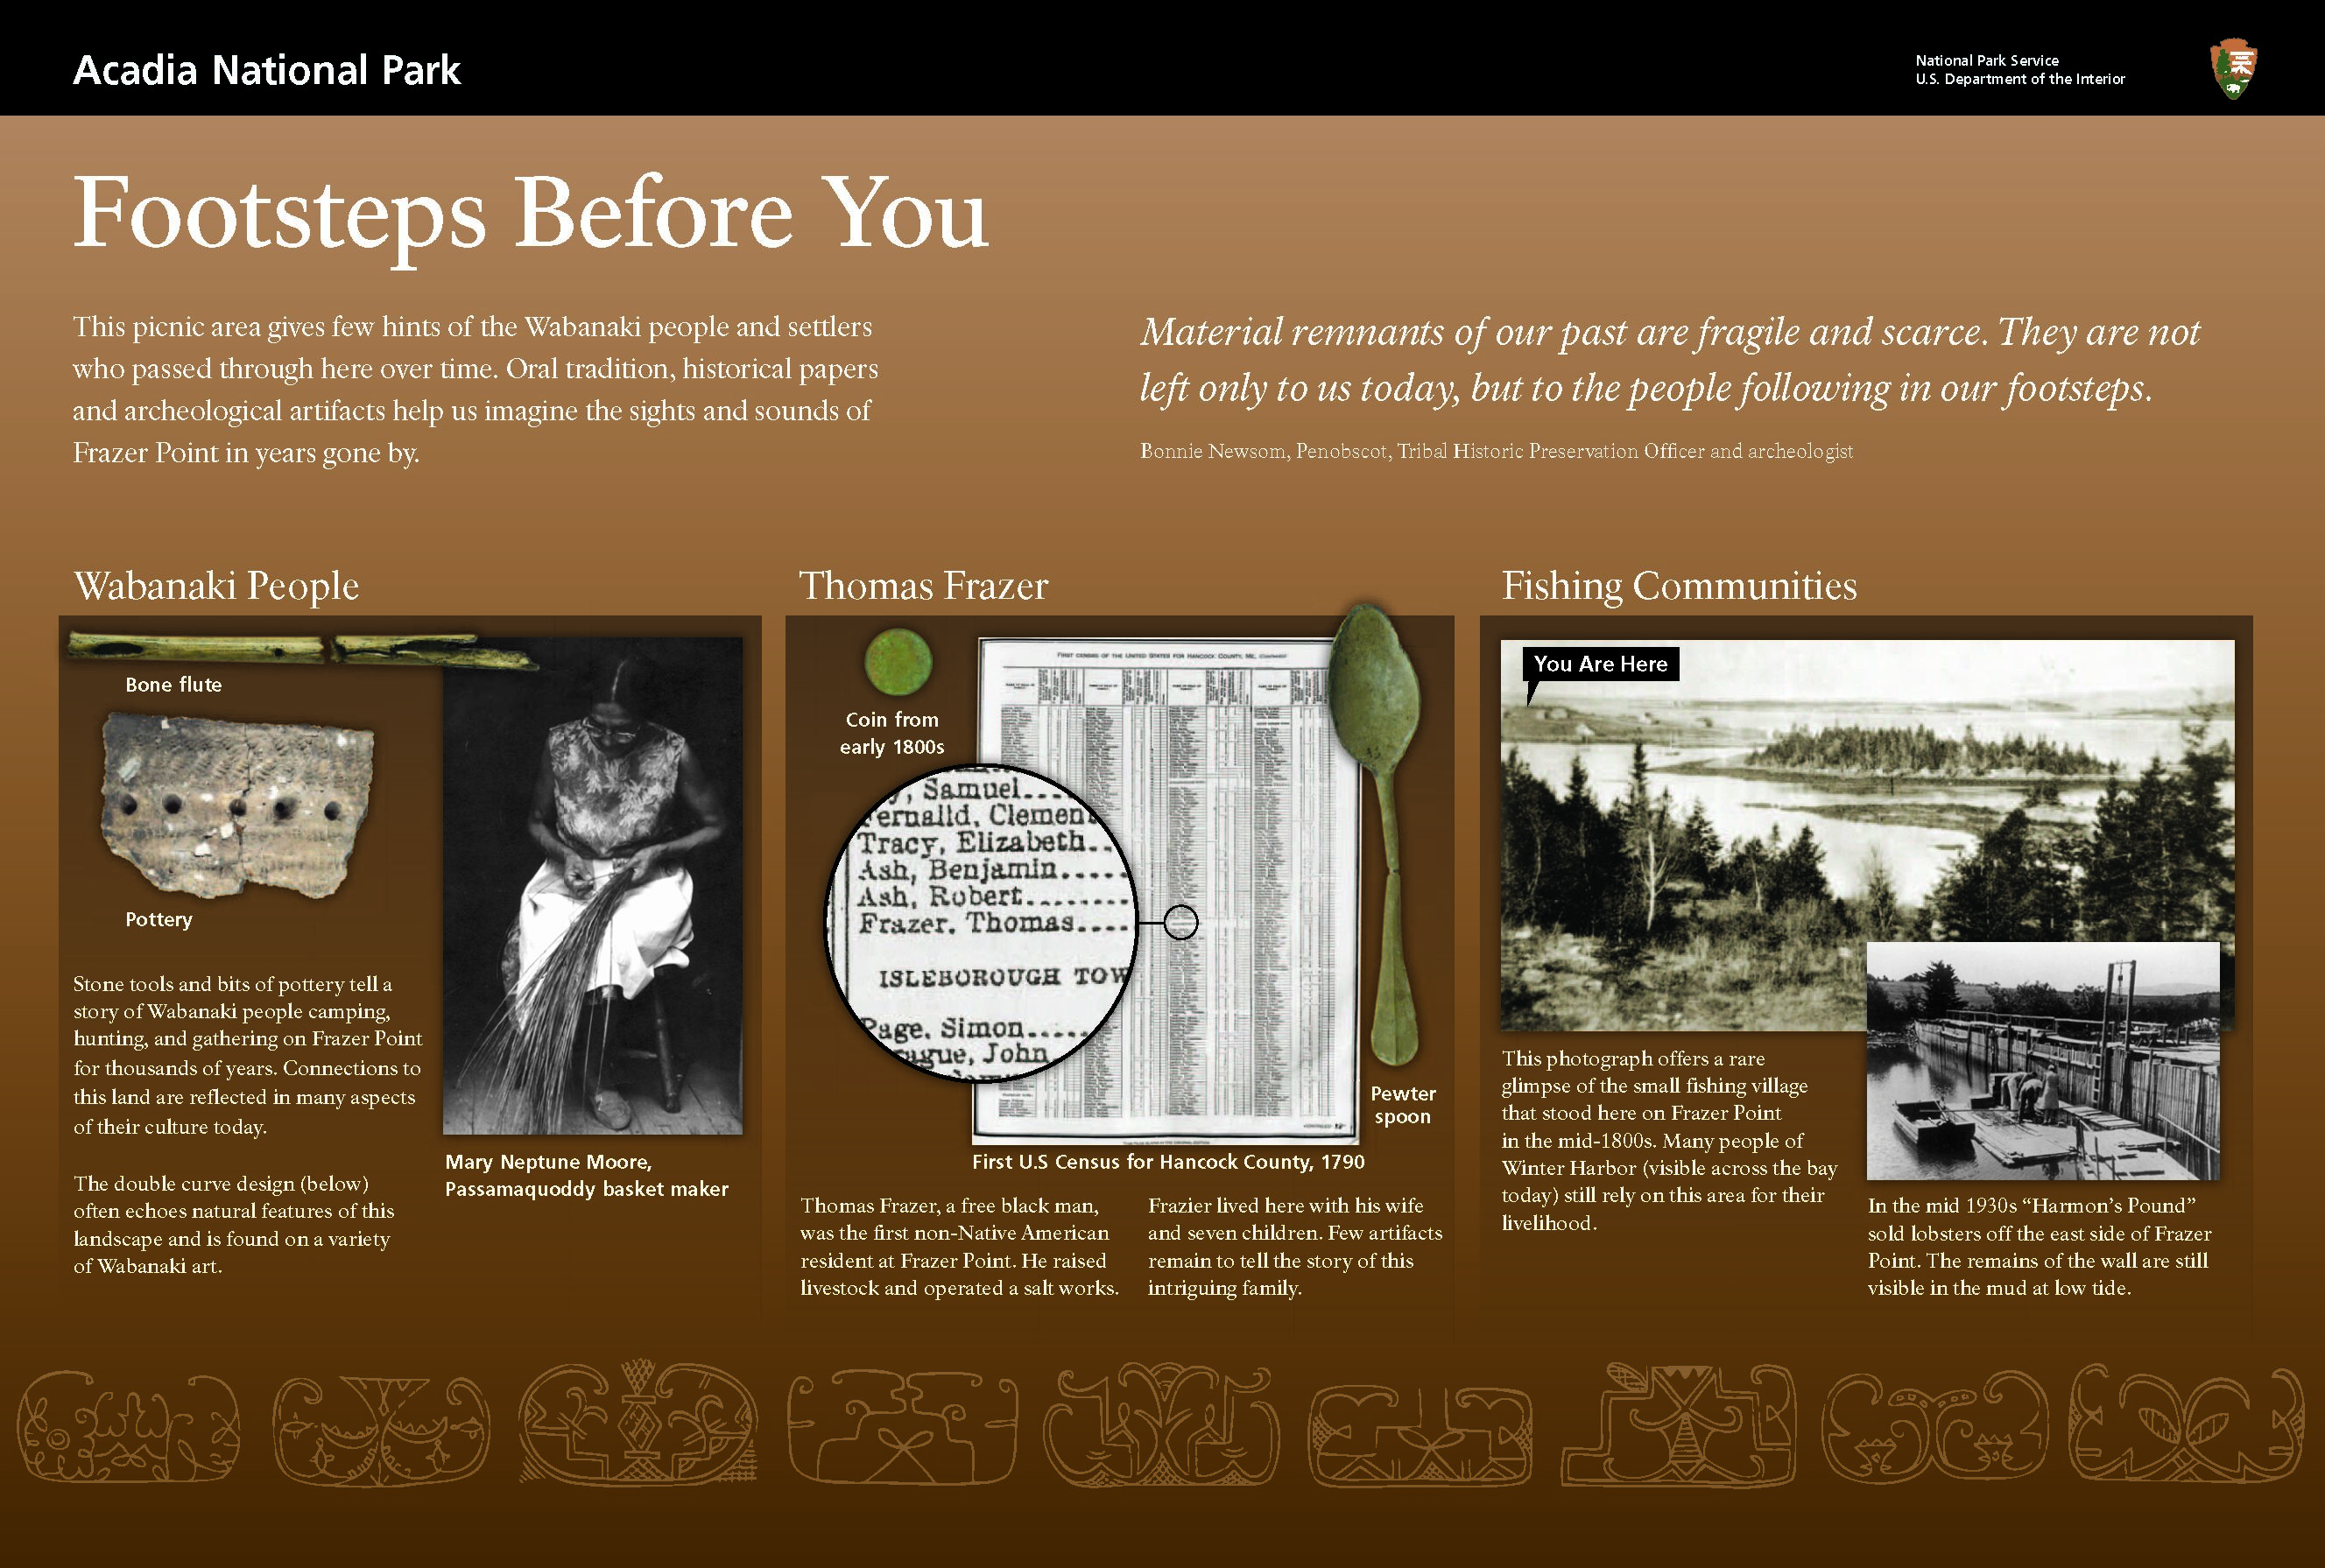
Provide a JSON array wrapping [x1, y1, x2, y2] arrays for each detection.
[[1657, 759, 2112, 791], [1741, 798, 2073, 834], [1500, 707, 2234, 785], [1499, 714, 1762, 749]]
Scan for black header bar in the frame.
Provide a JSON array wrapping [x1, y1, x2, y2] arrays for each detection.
[[25, 28, 2312, 116]]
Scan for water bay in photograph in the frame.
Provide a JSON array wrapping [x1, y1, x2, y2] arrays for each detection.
[[1865, 940, 2223, 1182], [1498, 640, 2236, 1031]]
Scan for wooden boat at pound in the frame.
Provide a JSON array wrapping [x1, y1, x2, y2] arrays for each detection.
[[1892, 1100, 1976, 1150]]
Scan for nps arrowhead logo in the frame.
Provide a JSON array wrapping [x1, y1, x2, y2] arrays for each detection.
[[2209, 39, 2257, 101]]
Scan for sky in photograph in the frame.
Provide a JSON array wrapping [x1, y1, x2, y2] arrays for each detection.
[[1497, 640, 2234, 707], [1866, 942, 2221, 991]]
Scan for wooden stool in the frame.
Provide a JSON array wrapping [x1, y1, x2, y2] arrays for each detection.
[[588, 978, 686, 1116], [626, 985, 684, 1114]]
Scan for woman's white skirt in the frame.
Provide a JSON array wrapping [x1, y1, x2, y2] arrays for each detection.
[[514, 856, 694, 1002]]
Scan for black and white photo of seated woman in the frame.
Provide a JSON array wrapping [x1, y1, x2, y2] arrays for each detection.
[[442, 637, 746, 1135]]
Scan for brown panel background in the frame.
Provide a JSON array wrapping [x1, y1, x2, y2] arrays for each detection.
[[1476, 615, 2257, 1339], [3, 116, 2314, 1550]]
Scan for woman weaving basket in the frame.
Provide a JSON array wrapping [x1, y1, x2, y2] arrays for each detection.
[[495, 651, 727, 1131]]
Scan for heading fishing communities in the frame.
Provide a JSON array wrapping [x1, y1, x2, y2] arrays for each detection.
[[1502, 569, 1859, 609]]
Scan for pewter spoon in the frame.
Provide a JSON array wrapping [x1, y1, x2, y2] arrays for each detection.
[[1328, 605, 1420, 1065]]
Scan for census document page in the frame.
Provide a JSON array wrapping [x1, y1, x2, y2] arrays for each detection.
[[974, 637, 1361, 1143]]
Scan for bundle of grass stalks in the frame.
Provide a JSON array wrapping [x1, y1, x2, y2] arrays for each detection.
[[469, 864, 642, 1133]]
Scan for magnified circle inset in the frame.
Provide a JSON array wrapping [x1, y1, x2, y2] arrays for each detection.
[[824, 763, 1139, 1082]]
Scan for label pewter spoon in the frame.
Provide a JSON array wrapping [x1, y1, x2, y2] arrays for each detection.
[[1328, 605, 1420, 1066]]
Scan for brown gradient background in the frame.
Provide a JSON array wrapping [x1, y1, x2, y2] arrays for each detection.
[[1476, 615, 2255, 1338], [786, 614, 1454, 1320], [55, 613, 760, 1304], [4, 116, 2317, 1552]]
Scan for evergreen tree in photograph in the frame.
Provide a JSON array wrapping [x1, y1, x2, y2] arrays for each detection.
[[1916, 959, 1962, 1020], [1567, 755, 1610, 936], [2125, 758, 2185, 937], [2076, 721, 2236, 942], [1772, 823, 1831, 908], [2079, 768, 2141, 939], [1932, 807, 2075, 940], [2172, 721, 2237, 939], [1857, 850, 1903, 942], [1729, 826, 1778, 914], [1678, 798, 1723, 891], [1501, 749, 1554, 927], [1866, 976, 1907, 1031], [1620, 743, 1683, 932], [1750, 723, 2106, 777]]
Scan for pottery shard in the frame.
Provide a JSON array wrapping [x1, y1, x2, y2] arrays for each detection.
[[102, 714, 375, 899]]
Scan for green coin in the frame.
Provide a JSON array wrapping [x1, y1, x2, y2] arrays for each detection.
[[864, 629, 934, 697]]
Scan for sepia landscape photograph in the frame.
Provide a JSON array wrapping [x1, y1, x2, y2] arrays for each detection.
[[1499, 639, 2236, 1031]]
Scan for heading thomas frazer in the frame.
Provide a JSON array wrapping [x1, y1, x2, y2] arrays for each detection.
[[74, 53, 463, 88]]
